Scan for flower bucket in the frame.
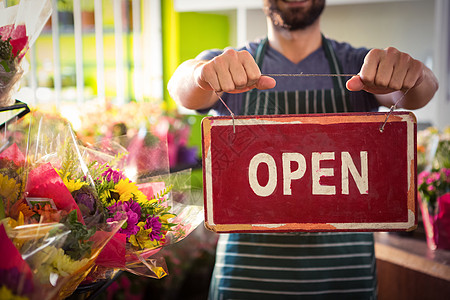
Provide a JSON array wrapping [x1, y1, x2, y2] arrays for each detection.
[[419, 193, 450, 250]]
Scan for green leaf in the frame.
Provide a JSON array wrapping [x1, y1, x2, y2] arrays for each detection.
[[62, 210, 97, 260], [0, 60, 10, 72]]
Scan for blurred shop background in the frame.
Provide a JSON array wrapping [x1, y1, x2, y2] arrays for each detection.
[[7, 0, 450, 299]]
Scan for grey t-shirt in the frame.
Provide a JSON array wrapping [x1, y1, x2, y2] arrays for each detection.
[[196, 37, 379, 115]]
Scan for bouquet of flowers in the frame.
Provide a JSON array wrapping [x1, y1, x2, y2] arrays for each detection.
[[417, 126, 450, 250], [0, 0, 52, 107], [25, 111, 204, 282], [1, 105, 203, 297], [0, 116, 126, 299], [77, 132, 203, 281]]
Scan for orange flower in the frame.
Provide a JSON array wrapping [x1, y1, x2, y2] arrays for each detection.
[[10, 199, 35, 222], [33, 204, 67, 223], [417, 145, 426, 153]]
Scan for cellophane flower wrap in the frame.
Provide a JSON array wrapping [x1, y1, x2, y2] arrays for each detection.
[[417, 126, 450, 250], [0, 112, 126, 299], [0, 0, 52, 107], [77, 127, 204, 281], [0, 116, 27, 222]]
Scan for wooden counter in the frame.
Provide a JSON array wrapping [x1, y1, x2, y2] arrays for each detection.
[[374, 232, 450, 299]]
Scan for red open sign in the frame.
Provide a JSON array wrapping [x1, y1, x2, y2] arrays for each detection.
[[202, 112, 417, 233]]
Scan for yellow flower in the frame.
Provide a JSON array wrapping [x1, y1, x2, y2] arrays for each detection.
[[0, 286, 29, 300], [115, 179, 137, 201], [159, 214, 176, 222], [28, 246, 89, 284], [114, 178, 148, 203], [128, 222, 161, 249], [99, 188, 117, 206], [0, 173, 20, 202], [59, 171, 87, 193], [99, 176, 150, 207], [8, 212, 25, 228]]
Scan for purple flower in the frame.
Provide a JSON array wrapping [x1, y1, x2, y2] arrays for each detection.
[[144, 216, 162, 241], [122, 201, 141, 224], [107, 200, 142, 238], [73, 188, 96, 212], [107, 210, 127, 223], [102, 167, 126, 184], [72, 185, 105, 224]]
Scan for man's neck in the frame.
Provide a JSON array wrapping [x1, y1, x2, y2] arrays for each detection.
[[267, 19, 322, 64]]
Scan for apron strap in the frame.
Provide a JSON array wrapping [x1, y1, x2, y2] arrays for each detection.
[[246, 35, 352, 115], [255, 37, 268, 68], [321, 35, 347, 94]]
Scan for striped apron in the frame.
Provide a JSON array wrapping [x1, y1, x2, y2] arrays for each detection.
[[208, 36, 377, 300]]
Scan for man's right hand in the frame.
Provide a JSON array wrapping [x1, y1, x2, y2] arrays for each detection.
[[194, 48, 276, 94]]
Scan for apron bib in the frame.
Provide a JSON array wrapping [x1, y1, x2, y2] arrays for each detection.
[[242, 35, 353, 116], [208, 36, 377, 300]]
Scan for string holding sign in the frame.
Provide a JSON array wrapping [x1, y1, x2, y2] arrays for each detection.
[[215, 91, 236, 133], [214, 73, 412, 133], [264, 73, 356, 77], [265, 73, 412, 132], [379, 88, 411, 132]]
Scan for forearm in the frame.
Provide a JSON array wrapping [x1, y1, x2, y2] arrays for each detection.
[[167, 59, 218, 110]]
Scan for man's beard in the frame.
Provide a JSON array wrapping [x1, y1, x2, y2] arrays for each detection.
[[263, 0, 325, 31]]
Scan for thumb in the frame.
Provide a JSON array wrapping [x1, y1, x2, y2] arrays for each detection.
[[256, 75, 277, 90], [346, 75, 364, 91]]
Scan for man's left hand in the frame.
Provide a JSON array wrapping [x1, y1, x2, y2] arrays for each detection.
[[346, 47, 424, 94]]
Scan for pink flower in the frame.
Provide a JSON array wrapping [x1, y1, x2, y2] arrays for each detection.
[[426, 177, 435, 185], [433, 172, 441, 181], [444, 168, 450, 180], [418, 171, 430, 185]]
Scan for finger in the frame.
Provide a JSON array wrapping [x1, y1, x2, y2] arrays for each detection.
[[212, 55, 236, 92], [196, 62, 221, 91], [374, 47, 399, 88], [388, 52, 410, 91], [256, 76, 276, 90], [359, 49, 381, 85], [226, 76, 276, 94], [239, 50, 262, 87], [220, 49, 249, 90], [403, 59, 424, 90], [346, 75, 364, 91], [229, 57, 248, 90]]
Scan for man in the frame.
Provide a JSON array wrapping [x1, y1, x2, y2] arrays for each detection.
[[168, 0, 438, 299]]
